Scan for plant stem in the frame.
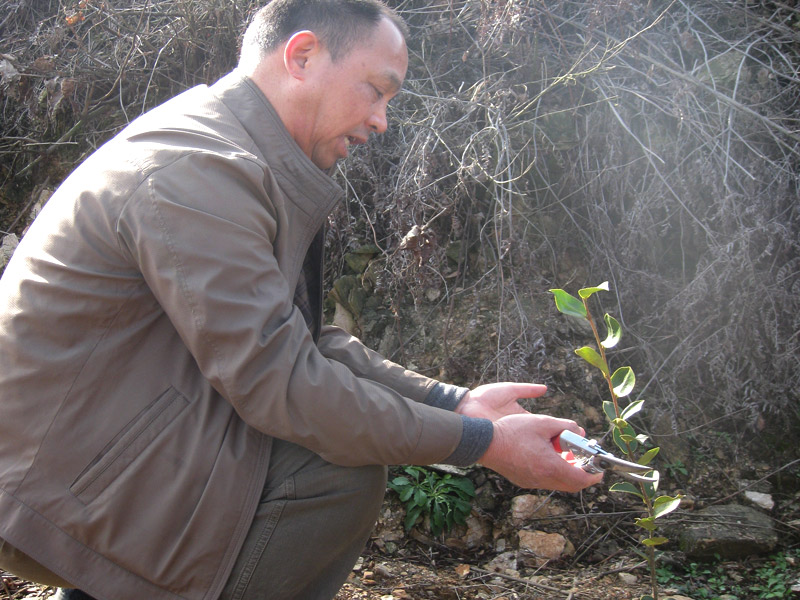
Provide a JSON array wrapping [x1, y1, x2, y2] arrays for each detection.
[[583, 297, 659, 600]]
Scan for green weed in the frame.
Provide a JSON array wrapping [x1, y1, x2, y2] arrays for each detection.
[[388, 466, 475, 536]]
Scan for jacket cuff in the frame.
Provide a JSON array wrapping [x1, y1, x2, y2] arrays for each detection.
[[424, 382, 469, 411], [443, 416, 493, 467]]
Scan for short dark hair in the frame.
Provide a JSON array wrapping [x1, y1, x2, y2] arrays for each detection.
[[240, 0, 408, 67]]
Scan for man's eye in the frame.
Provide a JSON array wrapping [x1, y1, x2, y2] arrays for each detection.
[[371, 85, 384, 100]]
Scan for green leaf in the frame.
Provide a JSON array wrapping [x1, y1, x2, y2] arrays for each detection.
[[403, 466, 424, 482], [640, 596, 656, 600], [575, 346, 609, 375], [653, 495, 682, 519], [637, 447, 660, 465], [445, 477, 476, 497], [602, 400, 618, 422], [612, 418, 629, 429], [453, 498, 472, 517], [399, 486, 414, 502], [404, 504, 423, 531], [549, 289, 587, 319], [621, 400, 644, 421], [609, 482, 644, 500], [611, 366, 635, 397], [431, 504, 444, 534], [635, 517, 657, 531], [601, 313, 621, 348], [414, 488, 428, 507], [613, 423, 638, 453], [642, 537, 669, 547], [644, 470, 660, 497], [578, 281, 609, 299], [390, 476, 410, 486]]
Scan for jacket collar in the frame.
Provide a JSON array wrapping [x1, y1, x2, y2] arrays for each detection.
[[210, 70, 344, 219]]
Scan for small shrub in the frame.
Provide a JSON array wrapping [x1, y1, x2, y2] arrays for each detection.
[[388, 466, 475, 536]]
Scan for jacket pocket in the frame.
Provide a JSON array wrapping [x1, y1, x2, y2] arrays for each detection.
[[70, 386, 189, 504]]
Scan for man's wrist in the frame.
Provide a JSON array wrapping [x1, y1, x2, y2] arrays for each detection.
[[424, 382, 469, 412], [442, 416, 493, 467]]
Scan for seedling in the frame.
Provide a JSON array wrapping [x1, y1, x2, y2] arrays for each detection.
[[388, 466, 475, 536], [550, 281, 682, 600]]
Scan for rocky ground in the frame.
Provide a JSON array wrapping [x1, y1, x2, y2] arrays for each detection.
[[4, 455, 797, 600]]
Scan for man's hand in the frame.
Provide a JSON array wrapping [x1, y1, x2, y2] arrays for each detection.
[[456, 382, 602, 492], [455, 382, 548, 421], [479, 413, 604, 492]]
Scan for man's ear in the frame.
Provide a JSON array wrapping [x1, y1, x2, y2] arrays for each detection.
[[283, 30, 323, 80]]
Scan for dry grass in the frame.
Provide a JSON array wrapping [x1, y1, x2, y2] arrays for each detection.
[[1, 1, 798, 452], [330, 0, 800, 450]]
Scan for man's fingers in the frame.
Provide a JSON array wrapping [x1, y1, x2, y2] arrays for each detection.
[[543, 417, 585, 440], [552, 458, 604, 492], [507, 382, 547, 399]]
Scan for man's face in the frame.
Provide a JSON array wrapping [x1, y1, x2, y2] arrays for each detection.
[[300, 18, 408, 169]]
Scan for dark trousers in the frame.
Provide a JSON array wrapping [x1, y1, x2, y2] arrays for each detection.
[[0, 438, 388, 600]]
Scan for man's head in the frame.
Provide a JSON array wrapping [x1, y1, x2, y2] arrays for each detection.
[[240, 0, 408, 70], [240, 0, 409, 170]]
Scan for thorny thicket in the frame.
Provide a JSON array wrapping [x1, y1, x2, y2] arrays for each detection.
[[1, 1, 799, 454], [330, 0, 800, 452]]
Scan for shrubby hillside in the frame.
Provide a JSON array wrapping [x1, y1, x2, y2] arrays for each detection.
[[2, 0, 799, 463]]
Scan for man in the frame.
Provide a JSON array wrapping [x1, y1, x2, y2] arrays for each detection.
[[0, 1, 601, 599]]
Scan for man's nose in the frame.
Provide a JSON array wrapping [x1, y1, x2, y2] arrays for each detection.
[[367, 105, 388, 134]]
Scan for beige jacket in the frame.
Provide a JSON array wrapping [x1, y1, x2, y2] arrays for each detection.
[[0, 72, 476, 600]]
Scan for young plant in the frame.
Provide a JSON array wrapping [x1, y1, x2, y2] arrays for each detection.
[[550, 281, 682, 600], [388, 466, 475, 537]]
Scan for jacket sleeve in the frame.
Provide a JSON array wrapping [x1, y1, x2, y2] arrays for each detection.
[[316, 326, 492, 465], [117, 152, 466, 467], [316, 325, 438, 403]]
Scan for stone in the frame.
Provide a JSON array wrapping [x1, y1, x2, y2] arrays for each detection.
[[517, 530, 574, 567], [462, 514, 492, 548], [678, 504, 778, 559], [618, 572, 637, 585], [743, 491, 775, 511], [332, 302, 357, 335], [474, 483, 498, 511], [1, 234, 19, 269], [510, 494, 568, 526], [484, 551, 518, 575]]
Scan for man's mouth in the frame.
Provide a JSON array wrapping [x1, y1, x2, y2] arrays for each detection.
[[346, 135, 366, 147]]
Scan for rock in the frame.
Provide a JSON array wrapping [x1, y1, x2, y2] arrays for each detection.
[[332, 302, 357, 335], [484, 551, 518, 576], [618, 572, 637, 585], [678, 504, 778, 559], [743, 491, 774, 511], [1, 233, 19, 269], [454, 563, 471, 578], [474, 483, 498, 511], [374, 563, 393, 579], [517, 530, 574, 567], [510, 494, 568, 526], [739, 478, 772, 494], [462, 514, 492, 548], [343, 244, 379, 274]]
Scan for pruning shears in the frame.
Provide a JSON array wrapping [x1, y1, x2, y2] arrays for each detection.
[[555, 430, 658, 483]]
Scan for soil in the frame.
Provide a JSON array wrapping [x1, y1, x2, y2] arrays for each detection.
[[0, 557, 659, 600], [334, 554, 655, 600], [4, 458, 797, 600]]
